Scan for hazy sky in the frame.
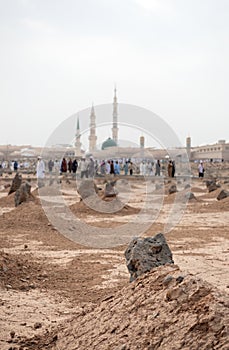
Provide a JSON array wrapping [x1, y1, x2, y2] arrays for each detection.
[[0, 0, 229, 148]]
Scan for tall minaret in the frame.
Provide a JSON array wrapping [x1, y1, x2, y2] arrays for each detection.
[[186, 136, 191, 160], [140, 135, 145, 159], [112, 86, 118, 144], [88, 104, 97, 152], [75, 116, 81, 157]]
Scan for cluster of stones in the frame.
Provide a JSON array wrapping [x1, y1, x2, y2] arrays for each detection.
[[8, 173, 33, 207]]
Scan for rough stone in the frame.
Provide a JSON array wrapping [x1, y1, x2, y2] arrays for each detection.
[[14, 182, 32, 207], [185, 192, 196, 200], [184, 183, 191, 189], [208, 184, 217, 192], [217, 189, 229, 201], [104, 181, 118, 198], [125, 233, 174, 282], [77, 179, 99, 200], [8, 173, 22, 195], [176, 276, 184, 284], [205, 180, 216, 188], [168, 184, 177, 194], [208, 183, 220, 192]]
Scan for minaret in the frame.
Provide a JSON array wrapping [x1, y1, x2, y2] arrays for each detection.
[[112, 86, 118, 144], [140, 135, 145, 159], [186, 136, 191, 160], [74, 116, 81, 157], [88, 104, 97, 152], [140, 135, 145, 148]]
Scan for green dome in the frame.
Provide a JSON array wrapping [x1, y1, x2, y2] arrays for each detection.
[[101, 137, 117, 150]]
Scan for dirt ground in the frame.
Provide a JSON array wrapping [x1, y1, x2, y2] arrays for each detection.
[[0, 167, 228, 349]]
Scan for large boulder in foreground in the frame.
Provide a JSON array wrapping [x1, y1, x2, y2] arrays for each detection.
[[15, 182, 32, 207], [217, 189, 229, 201], [8, 173, 22, 195], [125, 233, 174, 282]]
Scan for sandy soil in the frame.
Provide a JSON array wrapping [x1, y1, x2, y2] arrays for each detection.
[[0, 169, 228, 349]]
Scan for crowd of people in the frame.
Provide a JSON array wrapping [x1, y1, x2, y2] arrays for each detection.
[[42, 157, 163, 179], [0, 157, 173, 179], [0, 157, 208, 182], [0, 160, 31, 171], [45, 158, 208, 180], [27, 157, 163, 185]]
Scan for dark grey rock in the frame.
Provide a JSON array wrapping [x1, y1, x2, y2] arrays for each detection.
[[217, 189, 229, 201], [168, 184, 177, 194], [8, 173, 22, 195], [185, 192, 196, 200], [104, 181, 118, 198], [205, 179, 220, 190], [77, 179, 99, 199], [176, 276, 184, 284], [14, 182, 32, 207], [205, 180, 216, 188], [208, 183, 220, 192], [125, 233, 174, 282], [205, 179, 221, 192], [184, 183, 191, 189]]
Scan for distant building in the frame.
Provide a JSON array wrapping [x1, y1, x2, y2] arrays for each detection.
[[190, 139, 229, 161]]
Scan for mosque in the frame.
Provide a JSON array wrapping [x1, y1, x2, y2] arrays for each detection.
[[1, 88, 228, 162], [73, 88, 161, 162], [75, 87, 119, 157], [74, 88, 229, 162]]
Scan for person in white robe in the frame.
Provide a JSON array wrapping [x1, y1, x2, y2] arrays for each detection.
[[36, 156, 45, 187]]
